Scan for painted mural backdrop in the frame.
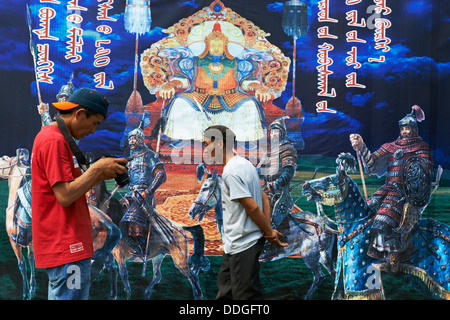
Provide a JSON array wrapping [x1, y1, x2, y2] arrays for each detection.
[[0, 0, 449, 301]]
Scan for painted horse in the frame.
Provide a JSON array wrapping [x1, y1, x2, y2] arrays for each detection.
[[189, 164, 337, 300], [88, 180, 210, 300], [302, 153, 449, 299], [0, 149, 121, 299], [0, 150, 36, 299]]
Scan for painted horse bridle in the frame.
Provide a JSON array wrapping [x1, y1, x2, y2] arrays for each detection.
[[193, 176, 220, 212]]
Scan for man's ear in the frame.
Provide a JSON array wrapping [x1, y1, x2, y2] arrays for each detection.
[[74, 108, 86, 119]]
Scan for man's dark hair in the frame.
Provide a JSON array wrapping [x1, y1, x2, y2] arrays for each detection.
[[204, 125, 236, 148]]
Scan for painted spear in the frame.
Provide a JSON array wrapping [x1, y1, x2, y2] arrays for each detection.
[[122, 0, 152, 149], [124, 0, 153, 277], [26, 4, 42, 105], [282, 1, 309, 115], [357, 149, 368, 201]]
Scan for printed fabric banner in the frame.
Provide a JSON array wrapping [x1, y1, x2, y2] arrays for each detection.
[[0, 0, 449, 302]]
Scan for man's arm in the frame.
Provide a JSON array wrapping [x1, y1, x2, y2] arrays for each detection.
[[52, 157, 127, 207], [261, 189, 271, 225], [239, 197, 287, 247]]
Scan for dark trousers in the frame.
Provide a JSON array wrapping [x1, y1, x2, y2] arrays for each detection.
[[216, 237, 264, 300]]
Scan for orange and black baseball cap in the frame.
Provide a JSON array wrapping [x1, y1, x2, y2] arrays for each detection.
[[52, 87, 109, 118]]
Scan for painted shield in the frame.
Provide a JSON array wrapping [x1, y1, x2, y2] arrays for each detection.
[[271, 187, 294, 227], [402, 156, 431, 208]]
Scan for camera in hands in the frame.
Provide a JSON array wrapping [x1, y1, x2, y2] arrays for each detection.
[[115, 161, 130, 188], [88, 154, 130, 188]]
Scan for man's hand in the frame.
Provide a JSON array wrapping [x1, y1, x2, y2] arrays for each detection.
[[239, 196, 288, 248], [90, 157, 128, 182], [53, 157, 127, 208], [263, 228, 288, 247]]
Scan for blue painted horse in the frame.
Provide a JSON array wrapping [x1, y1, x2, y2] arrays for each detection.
[[302, 153, 449, 299], [189, 164, 337, 300]]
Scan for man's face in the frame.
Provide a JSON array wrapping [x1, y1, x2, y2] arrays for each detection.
[[209, 39, 224, 57], [72, 109, 104, 140], [203, 138, 223, 165], [203, 138, 216, 162], [400, 125, 412, 139]]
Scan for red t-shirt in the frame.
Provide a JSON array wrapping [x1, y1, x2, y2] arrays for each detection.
[[31, 125, 94, 268]]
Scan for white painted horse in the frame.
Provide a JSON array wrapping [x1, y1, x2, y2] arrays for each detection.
[[1, 150, 36, 299]]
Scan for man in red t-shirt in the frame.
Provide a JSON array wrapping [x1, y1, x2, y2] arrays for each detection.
[[31, 88, 127, 300]]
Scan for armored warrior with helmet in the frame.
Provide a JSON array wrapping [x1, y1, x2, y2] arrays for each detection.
[[350, 105, 433, 272], [119, 122, 167, 255], [257, 116, 298, 228], [38, 73, 75, 126]]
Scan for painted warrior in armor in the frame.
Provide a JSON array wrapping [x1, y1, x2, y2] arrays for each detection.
[[119, 123, 167, 255], [350, 105, 433, 272], [257, 116, 298, 228], [11, 78, 75, 247], [38, 73, 75, 126]]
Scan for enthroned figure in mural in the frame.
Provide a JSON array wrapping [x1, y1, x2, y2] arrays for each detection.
[[350, 106, 434, 272], [159, 22, 269, 145], [140, 0, 290, 149]]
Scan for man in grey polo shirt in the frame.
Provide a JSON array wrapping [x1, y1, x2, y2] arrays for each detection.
[[203, 125, 287, 300]]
